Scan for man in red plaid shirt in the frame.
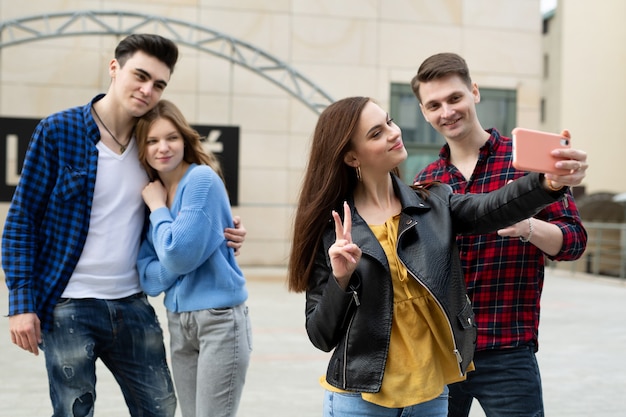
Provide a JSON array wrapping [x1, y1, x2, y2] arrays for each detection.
[[411, 53, 587, 417]]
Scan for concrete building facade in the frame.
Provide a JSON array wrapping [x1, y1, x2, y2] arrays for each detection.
[[0, 1, 584, 267], [541, 0, 625, 196]]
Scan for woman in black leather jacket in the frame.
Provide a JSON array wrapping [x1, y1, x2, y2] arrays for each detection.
[[287, 97, 588, 417]]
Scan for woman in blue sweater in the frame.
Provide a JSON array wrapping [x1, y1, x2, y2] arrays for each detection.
[[135, 100, 251, 417]]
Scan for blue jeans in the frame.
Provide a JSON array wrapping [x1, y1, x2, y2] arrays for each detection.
[[323, 386, 449, 417], [448, 345, 543, 417], [41, 293, 176, 417], [167, 303, 252, 417]]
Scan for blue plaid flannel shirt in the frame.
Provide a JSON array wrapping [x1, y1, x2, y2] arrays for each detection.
[[2, 94, 104, 331]]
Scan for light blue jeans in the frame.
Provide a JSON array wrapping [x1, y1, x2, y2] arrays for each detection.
[[323, 386, 449, 417], [41, 293, 176, 417], [167, 303, 252, 417]]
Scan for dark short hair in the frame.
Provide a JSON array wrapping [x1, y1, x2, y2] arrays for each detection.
[[115, 33, 179, 73], [411, 52, 472, 103]]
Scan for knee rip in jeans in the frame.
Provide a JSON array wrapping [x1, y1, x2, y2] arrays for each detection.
[[72, 392, 94, 416], [62, 365, 74, 379]]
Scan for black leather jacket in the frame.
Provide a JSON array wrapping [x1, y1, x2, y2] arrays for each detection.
[[305, 173, 566, 393]]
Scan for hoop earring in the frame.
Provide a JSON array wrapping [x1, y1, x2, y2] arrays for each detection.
[[355, 166, 362, 182]]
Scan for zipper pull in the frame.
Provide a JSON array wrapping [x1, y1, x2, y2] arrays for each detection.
[[351, 290, 361, 307], [454, 349, 462, 363]]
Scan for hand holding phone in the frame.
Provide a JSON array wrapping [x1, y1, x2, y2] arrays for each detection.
[[512, 128, 571, 175]]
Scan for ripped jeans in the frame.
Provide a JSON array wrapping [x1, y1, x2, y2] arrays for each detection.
[[41, 293, 177, 417]]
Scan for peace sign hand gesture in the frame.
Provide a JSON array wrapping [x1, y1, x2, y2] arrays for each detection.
[[328, 201, 362, 289]]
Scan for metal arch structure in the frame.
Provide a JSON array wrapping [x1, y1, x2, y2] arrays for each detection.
[[0, 10, 334, 114]]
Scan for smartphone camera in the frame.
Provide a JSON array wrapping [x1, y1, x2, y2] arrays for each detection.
[[560, 138, 569, 146]]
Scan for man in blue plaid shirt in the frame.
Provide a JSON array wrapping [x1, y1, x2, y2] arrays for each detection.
[[2, 33, 245, 417]]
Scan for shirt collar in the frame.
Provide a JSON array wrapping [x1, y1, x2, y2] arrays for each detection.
[[437, 127, 504, 163], [86, 93, 107, 145]]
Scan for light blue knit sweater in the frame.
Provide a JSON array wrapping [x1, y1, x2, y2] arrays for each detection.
[[137, 164, 247, 312]]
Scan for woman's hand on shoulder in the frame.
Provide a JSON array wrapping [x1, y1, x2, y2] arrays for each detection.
[[142, 180, 168, 212]]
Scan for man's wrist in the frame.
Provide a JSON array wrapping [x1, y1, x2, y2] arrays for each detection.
[[544, 178, 564, 192], [519, 218, 533, 242]]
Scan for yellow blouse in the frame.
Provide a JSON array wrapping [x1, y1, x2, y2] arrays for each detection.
[[321, 214, 470, 408]]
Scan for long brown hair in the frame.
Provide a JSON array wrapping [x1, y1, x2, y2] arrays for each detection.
[[287, 97, 401, 293], [135, 100, 223, 182]]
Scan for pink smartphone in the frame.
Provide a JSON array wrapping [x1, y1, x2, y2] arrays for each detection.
[[511, 128, 571, 175]]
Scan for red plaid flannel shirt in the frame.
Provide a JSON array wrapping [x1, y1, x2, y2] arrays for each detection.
[[415, 129, 587, 351]]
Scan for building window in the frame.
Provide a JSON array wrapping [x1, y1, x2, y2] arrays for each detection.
[[389, 83, 517, 181], [543, 53, 549, 78], [540, 97, 546, 123], [389, 84, 443, 182]]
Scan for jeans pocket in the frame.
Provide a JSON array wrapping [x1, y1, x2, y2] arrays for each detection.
[[55, 297, 73, 307], [244, 305, 253, 351]]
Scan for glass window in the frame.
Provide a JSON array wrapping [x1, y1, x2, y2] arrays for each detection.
[[389, 83, 516, 181], [389, 84, 443, 182], [475, 88, 517, 136]]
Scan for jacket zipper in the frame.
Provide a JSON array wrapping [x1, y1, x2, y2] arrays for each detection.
[[342, 287, 360, 389], [396, 221, 466, 377]]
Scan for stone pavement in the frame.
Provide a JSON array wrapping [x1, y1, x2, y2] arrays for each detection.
[[1, 267, 625, 416]]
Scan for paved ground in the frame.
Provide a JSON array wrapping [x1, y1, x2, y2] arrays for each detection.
[[1, 266, 625, 416]]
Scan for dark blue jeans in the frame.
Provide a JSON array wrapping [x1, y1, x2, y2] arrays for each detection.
[[41, 293, 177, 417], [448, 345, 543, 417]]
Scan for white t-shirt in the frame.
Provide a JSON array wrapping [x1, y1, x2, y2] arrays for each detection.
[[62, 138, 148, 299]]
